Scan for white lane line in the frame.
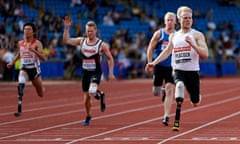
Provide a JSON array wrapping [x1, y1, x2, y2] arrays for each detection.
[[157, 111, 240, 144], [0, 90, 149, 115], [0, 101, 82, 117], [1, 88, 239, 142], [1, 93, 239, 141], [0, 99, 161, 140], [64, 96, 240, 144], [0, 93, 153, 126], [1, 85, 239, 119]]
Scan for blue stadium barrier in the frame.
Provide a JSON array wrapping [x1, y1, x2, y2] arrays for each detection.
[[221, 61, 238, 75], [200, 61, 237, 76], [39, 61, 237, 79], [101, 62, 128, 79], [40, 61, 65, 79]]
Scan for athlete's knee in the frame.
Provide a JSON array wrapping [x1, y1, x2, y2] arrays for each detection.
[[191, 94, 201, 107], [165, 83, 174, 96], [18, 73, 27, 84], [191, 98, 199, 104], [152, 86, 162, 96], [88, 83, 98, 97], [175, 81, 184, 104], [176, 81, 184, 89], [18, 73, 26, 97]]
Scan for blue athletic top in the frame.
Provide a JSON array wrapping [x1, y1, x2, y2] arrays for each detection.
[[153, 28, 172, 67]]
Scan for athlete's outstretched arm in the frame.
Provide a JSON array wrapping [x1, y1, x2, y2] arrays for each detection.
[[63, 16, 82, 46]]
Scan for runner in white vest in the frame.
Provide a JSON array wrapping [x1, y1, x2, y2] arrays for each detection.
[[145, 6, 208, 131], [63, 16, 115, 126]]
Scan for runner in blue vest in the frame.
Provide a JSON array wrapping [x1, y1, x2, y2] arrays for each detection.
[[146, 12, 176, 126]]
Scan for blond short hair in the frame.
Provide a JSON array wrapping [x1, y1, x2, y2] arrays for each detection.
[[164, 12, 176, 21], [177, 6, 192, 19], [86, 21, 97, 29]]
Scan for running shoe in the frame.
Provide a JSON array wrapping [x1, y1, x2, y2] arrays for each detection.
[[82, 115, 92, 126], [14, 112, 22, 117], [172, 120, 180, 131], [162, 116, 169, 126], [191, 94, 202, 107]]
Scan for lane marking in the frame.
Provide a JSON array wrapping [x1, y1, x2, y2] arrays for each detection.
[[157, 111, 240, 144], [0, 89, 150, 115], [65, 96, 240, 144], [0, 80, 239, 143], [0, 92, 239, 141], [0, 92, 154, 126], [192, 137, 239, 141], [0, 98, 162, 140]]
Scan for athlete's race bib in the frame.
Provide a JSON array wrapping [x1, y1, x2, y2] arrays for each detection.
[[21, 51, 35, 65], [175, 52, 191, 63], [82, 59, 96, 70], [22, 58, 34, 64], [174, 46, 192, 64], [161, 41, 168, 50]]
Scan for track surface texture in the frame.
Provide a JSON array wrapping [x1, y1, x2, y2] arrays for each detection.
[[0, 77, 239, 144]]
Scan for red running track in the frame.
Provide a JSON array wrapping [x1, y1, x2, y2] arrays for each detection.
[[0, 77, 239, 144]]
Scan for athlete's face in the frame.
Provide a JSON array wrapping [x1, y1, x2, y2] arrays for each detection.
[[86, 26, 96, 40], [165, 15, 176, 29], [23, 25, 34, 39], [179, 12, 193, 29]]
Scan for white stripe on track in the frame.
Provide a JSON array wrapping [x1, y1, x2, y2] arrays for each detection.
[[157, 111, 240, 144], [65, 96, 240, 144], [0, 87, 239, 142]]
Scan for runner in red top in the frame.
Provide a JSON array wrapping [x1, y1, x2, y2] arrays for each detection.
[[7, 22, 46, 117]]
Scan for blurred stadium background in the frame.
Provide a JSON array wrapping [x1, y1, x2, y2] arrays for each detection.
[[0, 0, 240, 81]]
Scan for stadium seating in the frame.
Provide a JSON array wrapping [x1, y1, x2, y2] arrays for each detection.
[[2, 0, 238, 42], [1, 0, 239, 79]]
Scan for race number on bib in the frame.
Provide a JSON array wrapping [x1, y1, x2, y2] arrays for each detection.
[[23, 58, 34, 64], [175, 52, 191, 63], [161, 41, 168, 50], [82, 59, 96, 70]]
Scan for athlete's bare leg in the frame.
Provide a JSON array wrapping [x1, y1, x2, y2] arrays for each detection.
[[162, 83, 174, 125], [164, 83, 174, 114], [82, 92, 92, 126], [32, 76, 44, 97], [83, 92, 91, 116]]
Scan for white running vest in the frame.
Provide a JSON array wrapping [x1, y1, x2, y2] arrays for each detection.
[[81, 39, 102, 71], [171, 29, 200, 71]]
